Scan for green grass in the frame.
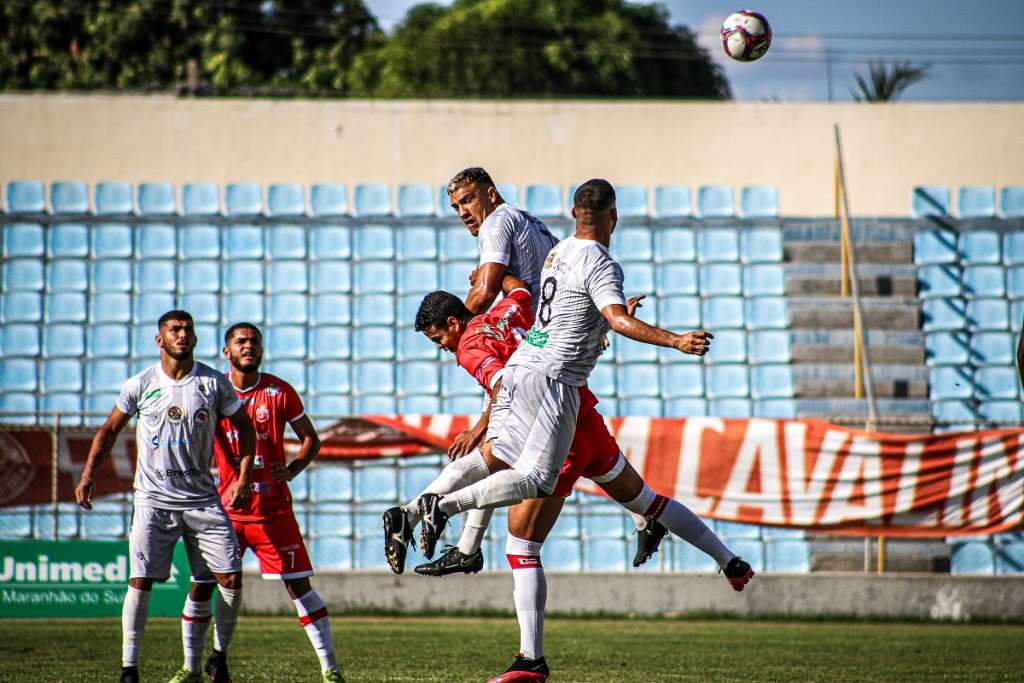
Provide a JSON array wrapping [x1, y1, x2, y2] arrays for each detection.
[[1, 616, 1021, 682]]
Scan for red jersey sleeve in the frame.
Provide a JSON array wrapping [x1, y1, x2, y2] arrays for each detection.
[[501, 288, 535, 329], [281, 381, 305, 423]]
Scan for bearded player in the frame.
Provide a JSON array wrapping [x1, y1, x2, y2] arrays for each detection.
[[186, 323, 345, 683]]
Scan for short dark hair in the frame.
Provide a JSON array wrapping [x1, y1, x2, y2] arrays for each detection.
[[223, 322, 262, 345], [414, 291, 473, 332], [158, 309, 194, 329], [447, 167, 495, 196], [573, 179, 616, 214]]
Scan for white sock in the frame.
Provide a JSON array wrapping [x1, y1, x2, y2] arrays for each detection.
[[181, 597, 212, 672], [622, 485, 736, 568], [122, 586, 151, 667], [440, 469, 538, 516], [294, 590, 339, 673], [507, 535, 545, 660], [457, 508, 493, 555], [404, 450, 490, 525], [213, 586, 243, 652], [630, 511, 647, 530]]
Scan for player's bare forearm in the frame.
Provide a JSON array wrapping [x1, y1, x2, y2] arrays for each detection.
[[501, 273, 528, 295], [604, 304, 713, 356], [227, 409, 257, 485], [76, 407, 130, 509], [465, 262, 506, 314], [287, 415, 321, 478]]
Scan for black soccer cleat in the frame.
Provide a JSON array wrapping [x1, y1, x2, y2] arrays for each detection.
[[486, 653, 550, 683], [119, 665, 140, 683], [382, 505, 415, 574], [204, 648, 231, 683], [417, 493, 450, 559], [723, 556, 755, 592], [632, 518, 669, 567], [414, 545, 484, 577]]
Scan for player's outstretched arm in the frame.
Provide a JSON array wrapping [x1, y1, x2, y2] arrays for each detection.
[[75, 407, 132, 510], [601, 303, 713, 355], [500, 273, 528, 295], [465, 262, 507, 314], [225, 407, 257, 509], [280, 415, 321, 481]]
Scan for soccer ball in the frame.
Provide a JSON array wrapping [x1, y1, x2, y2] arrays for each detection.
[[721, 10, 772, 62]]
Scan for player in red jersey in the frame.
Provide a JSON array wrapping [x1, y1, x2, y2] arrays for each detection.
[[184, 323, 345, 683], [384, 278, 752, 683]]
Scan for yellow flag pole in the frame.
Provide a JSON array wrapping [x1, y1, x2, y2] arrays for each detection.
[[836, 154, 849, 298]]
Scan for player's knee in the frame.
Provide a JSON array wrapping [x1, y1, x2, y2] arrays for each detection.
[[189, 581, 216, 601], [284, 577, 312, 600], [128, 577, 153, 591], [215, 572, 243, 590]]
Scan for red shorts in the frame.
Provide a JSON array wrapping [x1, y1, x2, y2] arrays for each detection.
[[233, 513, 314, 580], [552, 389, 621, 498]]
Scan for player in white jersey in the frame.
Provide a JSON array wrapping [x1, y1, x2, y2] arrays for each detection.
[[74, 310, 257, 683], [414, 179, 713, 569]]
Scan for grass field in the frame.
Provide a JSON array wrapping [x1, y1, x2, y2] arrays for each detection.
[[2, 616, 1021, 682]]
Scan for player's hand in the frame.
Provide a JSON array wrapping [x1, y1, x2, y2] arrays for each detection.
[[75, 476, 94, 510], [448, 428, 483, 461], [674, 331, 713, 356], [626, 295, 646, 318], [227, 481, 252, 509], [270, 463, 292, 482]]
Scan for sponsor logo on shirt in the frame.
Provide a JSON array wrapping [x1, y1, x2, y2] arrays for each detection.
[[255, 406, 270, 423], [256, 431, 270, 442], [150, 435, 190, 449], [525, 328, 549, 348], [167, 406, 183, 422], [161, 467, 203, 478], [253, 455, 264, 469], [141, 387, 161, 404], [264, 386, 280, 397], [194, 408, 210, 424]]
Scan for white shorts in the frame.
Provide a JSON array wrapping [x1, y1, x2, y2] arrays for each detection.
[[129, 504, 243, 581], [488, 365, 581, 495]]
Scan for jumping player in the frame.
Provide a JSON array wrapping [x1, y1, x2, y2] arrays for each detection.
[[74, 310, 256, 683], [186, 323, 345, 683]]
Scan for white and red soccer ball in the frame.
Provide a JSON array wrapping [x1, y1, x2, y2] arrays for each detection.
[[721, 10, 772, 62]]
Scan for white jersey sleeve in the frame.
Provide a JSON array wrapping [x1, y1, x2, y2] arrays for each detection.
[[115, 374, 142, 416], [214, 372, 243, 417], [587, 259, 627, 312], [478, 209, 515, 266]]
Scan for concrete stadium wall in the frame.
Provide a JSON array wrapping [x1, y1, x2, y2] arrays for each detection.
[[242, 571, 1024, 622], [2, 94, 1023, 217]]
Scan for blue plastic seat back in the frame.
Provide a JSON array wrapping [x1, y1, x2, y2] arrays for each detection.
[[700, 264, 742, 296], [971, 331, 1013, 366], [962, 266, 1004, 299], [912, 185, 950, 217], [310, 184, 348, 216], [524, 184, 562, 217], [950, 541, 994, 575], [928, 366, 974, 400], [50, 181, 89, 213], [745, 297, 787, 330], [957, 186, 996, 218], [396, 183, 434, 217], [3, 222, 44, 257], [6, 181, 46, 213], [913, 228, 958, 265], [353, 184, 391, 217], [704, 329, 746, 364], [748, 330, 791, 364], [653, 185, 691, 218], [703, 297, 745, 329], [267, 183, 305, 216], [740, 228, 783, 264], [740, 185, 778, 218], [967, 298, 1009, 331], [743, 264, 785, 296], [999, 187, 1024, 218], [958, 230, 1000, 265], [615, 185, 648, 218], [975, 367, 1019, 400], [924, 331, 969, 366], [497, 183, 519, 206], [225, 183, 262, 216], [182, 183, 220, 215], [697, 185, 734, 218], [137, 182, 176, 215], [94, 182, 133, 215], [751, 365, 795, 399], [917, 265, 961, 298], [697, 228, 739, 263], [705, 364, 750, 399], [922, 297, 966, 332]]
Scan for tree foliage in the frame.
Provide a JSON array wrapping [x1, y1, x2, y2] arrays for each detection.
[[851, 60, 930, 102]]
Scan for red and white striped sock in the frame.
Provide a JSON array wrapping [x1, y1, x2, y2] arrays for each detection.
[[507, 535, 545, 660], [294, 589, 339, 673], [181, 597, 212, 672]]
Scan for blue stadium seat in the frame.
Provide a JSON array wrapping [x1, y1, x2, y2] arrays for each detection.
[[310, 326, 351, 361], [584, 539, 628, 571], [41, 392, 83, 420], [354, 294, 396, 327], [85, 359, 126, 393], [725, 539, 765, 571], [929, 366, 974, 400], [223, 223, 263, 259], [267, 293, 307, 325], [912, 185, 950, 217], [353, 184, 391, 216], [90, 293, 131, 323], [979, 400, 1021, 424], [1007, 266, 1024, 299], [192, 324, 218, 359], [352, 327, 395, 361], [697, 228, 740, 263], [266, 183, 305, 217], [268, 261, 307, 293], [0, 392, 36, 422], [2, 293, 40, 325], [398, 395, 441, 414], [922, 297, 966, 332], [265, 326, 307, 360], [440, 225, 478, 260], [2, 323, 39, 357], [995, 541, 1024, 575], [396, 183, 434, 217], [50, 181, 89, 213], [398, 361, 440, 395], [975, 367, 1019, 400], [94, 181, 133, 215], [44, 293, 84, 323], [621, 263, 654, 295], [615, 185, 648, 218], [398, 261, 439, 295], [354, 261, 396, 294], [355, 465, 399, 502], [177, 224, 219, 259], [705, 329, 746, 363], [136, 182, 176, 215], [180, 260, 221, 292], [967, 298, 1009, 331], [43, 323, 84, 357], [1012, 300, 1024, 333], [660, 363, 704, 398], [267, 225, 307, 259], [913, 228, 957, 266], [957, 186, 996, 218], [924, 331, 968, 366], [696, 185, 734, 217], [754, 399, 797, 418], [950, 541, 995, 575], [740, 228, 784, 264], [309, 361, 352, 395], [765, 539, 810, 572], [397, 326, 438, 361], [918, 265, 961, 298], [354, 361, 395, 396], [88, 324, 130, 358], [960, 229, 1002, 264], [0, 357, 36, 391], [311, 225, 351, 259], [178, 293, 217, 324], [131, 324, 159, 358], [355, 225, 395, 260], [6, 181, 45, 212], [309, 467, 354, 502], [443, 396, 485, 415], [311, 294, 351, 326], [134, 223, 176, 259], [700, 264, 742, 296], [971, 331, 1013, 366], [90, 260, 132, 292], [524, 184, 562, 217], [615, 335, 658, 363], [310, 184, 348, 217], [440, 260, 475, 294], [266, 360, 306, 393], [396, 225, 438, 262], [222, 293, 264, 323], [999, 187, 1024, 218], [613, 226, 653, 262], [181, 183, 220, 215], [705, 365, 749, 399], [962, 266, 1004, 299], [616, 363, 659, 398], [588, 362, 616, 397], [657, 296, 700, 328], [751, 365, 795, 399], [436, 184, 457, 217], [745, 297, 787, 329], [717, 521, 761, 539], [653, 227, 696, 262], [45, 223, 89, 258], [442, 360, 482, 398], [702, 296, 744, 329], [496, 183, 519, 206], [748, 330, 791, 364], [3, 222, 44, 257], [931, 399, 976, 425], [91, 223, 133, 258], [675, 542, 719, 572], [707, 397, 751, 416], [311, 261, 352, 295], [739, 185, 778, 217], [743, 264, 785, 297], [655, 263, 698, 296], [653, 185, 691, 218], [664, 398, 707, 417], [3, 258, 44, 291]]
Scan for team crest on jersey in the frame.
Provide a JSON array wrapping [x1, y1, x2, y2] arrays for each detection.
[[255, 405, 271, 423], [544, 251, 557, 268], [264, 386, 280, 397], [194, 408, 210, 424], [167, 406, 183, 422]]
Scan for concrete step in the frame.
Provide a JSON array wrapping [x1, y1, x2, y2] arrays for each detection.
[[782, 218, 923, 244], [790, 329, 924, 365], [794, 364, 928, 399], [794, 398, 933, 433], [787, 296, 920, 330], [784, 241, 914, 264], [785, 263, 917, 297]]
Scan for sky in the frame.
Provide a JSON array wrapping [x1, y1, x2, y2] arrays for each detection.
[[363, 0, 1024, 101]]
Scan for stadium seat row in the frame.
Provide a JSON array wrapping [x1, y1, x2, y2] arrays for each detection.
[[2, 180, 781, 219], [914, 228, 1024, 267], [917, 264, 1024, 299], [921, 297, 1024, 333], [913, 185, 1024, 218], [924, 331, 1016, 367]]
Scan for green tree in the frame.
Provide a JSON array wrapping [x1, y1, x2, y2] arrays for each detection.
[[348, 0, 730, 99], [851, 61, 930, 102]]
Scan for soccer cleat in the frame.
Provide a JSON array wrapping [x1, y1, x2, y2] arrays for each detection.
[[723, 556, 755, 592], [486, 654, 550, 683], [119, 666, 140, 683], [166, 670, 201, 683], [203, 649, 231, 683], [382, 505, 416, 574], [417, 493, 450, 560], [632, 518, 669, 567], [414, 545, 484, 577], [322, 667, 346, 683]]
